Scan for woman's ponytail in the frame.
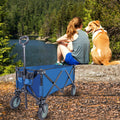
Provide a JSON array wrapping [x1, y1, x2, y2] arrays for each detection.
[[66, 17, 82, 40]]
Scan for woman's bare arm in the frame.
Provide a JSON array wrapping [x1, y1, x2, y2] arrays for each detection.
[[56, 34, 68, 43]]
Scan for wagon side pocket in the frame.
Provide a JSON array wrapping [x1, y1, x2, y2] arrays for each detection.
[[24, 71, 35, 85]]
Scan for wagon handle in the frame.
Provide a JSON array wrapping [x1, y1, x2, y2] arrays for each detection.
[[19, 36, 29, 75], [19, 35, 29, 46]]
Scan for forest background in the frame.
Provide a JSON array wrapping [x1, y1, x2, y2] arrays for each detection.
[[0, 0, 120, 75]]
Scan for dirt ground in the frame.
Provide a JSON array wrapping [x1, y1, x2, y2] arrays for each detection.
[[0, 65, 120, 120]]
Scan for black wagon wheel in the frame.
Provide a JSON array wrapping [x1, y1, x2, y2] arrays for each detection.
[[71, 85, 76, 96], [38, 103, 48, 119], [10, 96, 21, 109]]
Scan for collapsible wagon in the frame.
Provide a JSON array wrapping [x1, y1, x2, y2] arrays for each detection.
[[10, 36, 76, 119]]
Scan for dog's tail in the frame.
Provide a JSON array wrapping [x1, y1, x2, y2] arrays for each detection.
[[103, 61, 120, 65]]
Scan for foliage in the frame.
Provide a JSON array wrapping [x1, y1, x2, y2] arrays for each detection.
[[5, 0, 88, 40], [85, 0, 120, 59], [1, 0, 120, 66], [0, 0, 22, 76]]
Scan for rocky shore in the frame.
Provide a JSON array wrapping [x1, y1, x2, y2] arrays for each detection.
[[0, 64, 120, 83], [75, 64, 120, 82], [0, 73, 15, 83]]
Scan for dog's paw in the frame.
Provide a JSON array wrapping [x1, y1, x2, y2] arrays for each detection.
[[91, 62, 97, 65]]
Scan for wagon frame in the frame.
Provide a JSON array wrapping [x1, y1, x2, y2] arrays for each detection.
[[10, 36, 76, 120]]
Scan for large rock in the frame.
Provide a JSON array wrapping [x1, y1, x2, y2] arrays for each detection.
[[0, 65, 120, 82], [0, 73, 16, 82], [75, 65, 120, 82]]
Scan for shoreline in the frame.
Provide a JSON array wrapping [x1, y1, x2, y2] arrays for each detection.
[[0, 64, 120, 83]]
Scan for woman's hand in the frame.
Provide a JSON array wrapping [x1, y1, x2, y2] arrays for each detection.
[[67, 41, 73, 52], [56, 34, 67, 43]]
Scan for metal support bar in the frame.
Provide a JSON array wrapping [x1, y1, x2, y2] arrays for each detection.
[[25, 85, 28, 109], [73, 65, 75, 84], [45, 71, 63, 97], [14, 89, 21, 97], [27, 85, 39, 100], [64, 67, 74, 88], [38, 69, 45, 86], [44, 73, 63, 93], [65, 69, 74, 84]]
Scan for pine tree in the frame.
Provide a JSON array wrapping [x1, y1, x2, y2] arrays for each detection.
[[0, 0, 21, 75]]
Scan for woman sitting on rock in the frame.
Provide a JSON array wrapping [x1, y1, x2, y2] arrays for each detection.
[[56, 17, 90, 65]]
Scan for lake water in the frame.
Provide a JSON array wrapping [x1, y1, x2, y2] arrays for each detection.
[[10, 40, 57, 66]]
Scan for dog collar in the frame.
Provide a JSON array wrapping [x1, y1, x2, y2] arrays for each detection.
[[94, 29, 102, 33]]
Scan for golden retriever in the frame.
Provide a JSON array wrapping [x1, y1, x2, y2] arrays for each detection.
[[85, 20, 120, 65]]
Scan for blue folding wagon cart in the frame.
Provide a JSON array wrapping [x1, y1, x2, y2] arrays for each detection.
[[10, 36, 76, 119]]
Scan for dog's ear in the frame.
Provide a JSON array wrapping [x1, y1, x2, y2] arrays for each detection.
[[93, 20, 100, 27], [96, 20, 100, 25]]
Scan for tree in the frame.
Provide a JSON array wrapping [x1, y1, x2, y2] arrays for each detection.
[[3, 0, 120, 60], [0, 0, 22, 75]]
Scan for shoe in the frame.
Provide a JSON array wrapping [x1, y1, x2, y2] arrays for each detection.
[[55, 62, 63, 65]]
